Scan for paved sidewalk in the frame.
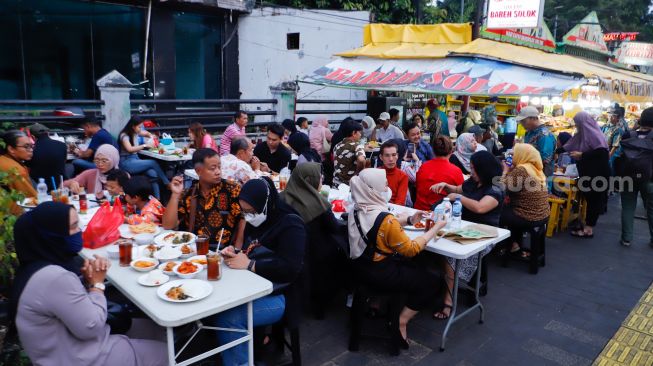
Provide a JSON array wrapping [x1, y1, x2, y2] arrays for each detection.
[[301, 196, 653, 366]]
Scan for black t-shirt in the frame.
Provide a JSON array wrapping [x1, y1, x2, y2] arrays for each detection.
[[29, 136, 67, 191], [461, 179, 504, 226], [253, 142, 291, 173]]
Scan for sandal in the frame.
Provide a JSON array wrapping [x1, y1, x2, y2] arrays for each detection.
[[570, 230, 594, 239], [433, 304, 453, 320]]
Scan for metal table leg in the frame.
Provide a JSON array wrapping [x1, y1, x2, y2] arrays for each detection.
[[248, 301, 254, 366], [167, 327, 176, 366], [440, 259, 460, 352]]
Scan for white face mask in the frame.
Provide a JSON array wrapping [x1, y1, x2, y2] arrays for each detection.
[[244, 211, 267, 227], [383, 188, 392, 203]]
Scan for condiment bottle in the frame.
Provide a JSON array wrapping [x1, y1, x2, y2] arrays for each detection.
[[79, 189, 88, 214]]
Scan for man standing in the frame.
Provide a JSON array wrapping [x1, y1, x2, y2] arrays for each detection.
[[389, 108, 401, 128], [603, 105, 628, 171], [333, 122, 366, 185], [163, 148, 244, 248], [221, 137, 265, 184], [378, 141, 408, 205], [220, 110, 248, 156], [373, 112, 404, 142], [27, 124, 67, 190], [254, 123, 291, 173], [72, 119, 116, 172], [425, 98, 449, 144], [403, 122, 433, 162], [517, 106, 556, 176]]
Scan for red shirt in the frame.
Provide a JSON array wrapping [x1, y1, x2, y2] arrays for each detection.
[[381, 166, 408, 205], [415, 158, 464, 211]]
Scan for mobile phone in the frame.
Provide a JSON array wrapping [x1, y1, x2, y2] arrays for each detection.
[[408, 143, 416, 155]]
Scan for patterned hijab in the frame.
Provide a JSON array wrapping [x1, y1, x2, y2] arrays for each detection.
[[454, 133, 477, 172]]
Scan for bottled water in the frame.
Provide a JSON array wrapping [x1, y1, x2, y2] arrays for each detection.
[[36, 178, 48, 201], [452, 196, 463, 229], [442, 197, 452, 228]]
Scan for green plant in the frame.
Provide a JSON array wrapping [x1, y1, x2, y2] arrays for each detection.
[[0, 170, 25, 287]]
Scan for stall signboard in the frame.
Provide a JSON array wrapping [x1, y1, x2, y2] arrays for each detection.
[[612, 42, 653, 67], [480, 23, 556, 52], [486, 0, 545, 29], [562, 11, 610, 55], [598, 77, 653, 103], [303, 57, 584, 96]]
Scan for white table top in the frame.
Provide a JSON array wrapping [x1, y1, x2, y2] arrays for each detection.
[[81, 247, 273, 327], [389, 204, 511, 260], [139, 149, 193, 162]]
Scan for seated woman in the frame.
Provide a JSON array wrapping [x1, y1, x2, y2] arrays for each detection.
[[217, 177, 305, 366], [500, 143, 550, 258], [0, 131, 37, 213], [118, 116, 171, 199], [288, 131, 322, 166], [415, 136, 464, 211], [282, 118, 297, 144], [449, 133, 477, 175], [281, 162, 343, 318], [348, 169, 445, 346], [431, 151, 504, 319], [308, 115, 333, 161], [12, 202, 167, 365], [123, 176, 165, 225], [64, 144, 120, 195], [188, 122, 218, 152]]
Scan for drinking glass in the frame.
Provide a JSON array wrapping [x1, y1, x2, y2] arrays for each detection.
[[195, 235, 209, 255], [118, 239, 133, 267], [206, 252, 220, 281]]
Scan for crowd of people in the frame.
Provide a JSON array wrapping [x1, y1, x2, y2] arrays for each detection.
[[4, 101, 653, 365]]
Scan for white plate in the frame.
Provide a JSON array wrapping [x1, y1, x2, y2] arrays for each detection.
[[173, 262, 203, 279], [158, 261, 180, 276], [187, 255, 208, 267], [138, 273, 170, 286], [130, 258, 159, 272], [403, 224, 426, 231], [179, 244, 196, 258], [154, 247, 182, 261], [18, 198, 40, 209], [154, 231, 196, 247], [157, 279, 213, 303], [119, 224, 162, 239]]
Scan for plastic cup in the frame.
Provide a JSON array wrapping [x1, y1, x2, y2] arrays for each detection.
[[118, 239, 133, 267], [206, 252, 220, 281]]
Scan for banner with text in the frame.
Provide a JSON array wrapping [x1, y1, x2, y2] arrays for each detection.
[[303, 57, 584, 96], [480, 23, 556, 52], [613, 42, 653, 67], [486, 0, 545, 29], [562, 11, 610, 55]]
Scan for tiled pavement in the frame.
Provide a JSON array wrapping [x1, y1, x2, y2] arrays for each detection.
[[300, 196, 653, 366]]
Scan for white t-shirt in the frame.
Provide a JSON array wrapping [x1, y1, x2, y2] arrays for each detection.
[[376, 124, 404, 142]]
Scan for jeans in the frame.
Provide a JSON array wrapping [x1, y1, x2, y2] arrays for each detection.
[[119, 154, 171, 199], [620, 181, 653, 242], [72, 158, 96, 172], [215, 294, 285, 366]]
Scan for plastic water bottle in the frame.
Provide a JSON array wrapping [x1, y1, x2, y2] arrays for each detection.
[[452, 196, 463, 229], [442, 198, 452, 228], [433, 204, 445, 225], [36, 178, 48, 202]]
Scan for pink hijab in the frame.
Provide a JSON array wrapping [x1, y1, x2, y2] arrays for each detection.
[[564, 112, 608, 153], [94, 144, 120, 193]]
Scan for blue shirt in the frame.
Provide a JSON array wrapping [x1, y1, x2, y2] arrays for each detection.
[[87, 128, 117, 155], [524, 124, 556, 175], [405, 139, 434, 162]]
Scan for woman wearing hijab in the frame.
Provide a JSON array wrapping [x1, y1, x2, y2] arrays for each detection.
[[288, 131, 322, 166], [499, 143, 550, 258], [348, 169, 445, 347], [309, 115, 333, 160], [361, 116, 376, 139], [449, 133, 477, 175], [564, 112, 610, 238], [11, 202, 167, 366], [447, 111, 458, 139], [431, 151, 504, 319], [64, 144, 121, 195], [217, 177, 306, 365], [281, 162, 341, 318]]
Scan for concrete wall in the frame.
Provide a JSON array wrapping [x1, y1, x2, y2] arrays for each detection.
[[238, 7, 369, 125]]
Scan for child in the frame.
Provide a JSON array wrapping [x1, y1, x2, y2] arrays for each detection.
[[105, 169, 130, 197], [123, 176, 165, 225]]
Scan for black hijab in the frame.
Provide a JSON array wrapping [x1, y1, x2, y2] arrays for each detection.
[[11, 202, 82, 320], [470, 151, 502, 187], [238, 177, 300, 238], [288, 132, 321, 163]]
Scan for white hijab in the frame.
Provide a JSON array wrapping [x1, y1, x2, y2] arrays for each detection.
[[361, 116, 376, 139], [347, 169, 389, 259]]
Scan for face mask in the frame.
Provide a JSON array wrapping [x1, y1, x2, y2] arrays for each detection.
[[383, 188, 392, 203], [244, 211, 267, 227], [64, 231, 84, 253]]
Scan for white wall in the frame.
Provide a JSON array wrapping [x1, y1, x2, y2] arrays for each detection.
[[238, 7, 369, 125]]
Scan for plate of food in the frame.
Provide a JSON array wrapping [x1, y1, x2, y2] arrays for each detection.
[[140, 244, 159, 258], [158, 261, 180, 276], [18, 197, 40, 209], [130, 258, 159, 272], [404, 220, 427, 231], [138, 270, 169, 287], [173, 261, 202, 279], [157, 279, 213, 303], [154, 246, 182, 261], [119, 223, 162, 239], [154, 231, 196, 247], [188, 255, 208, 267], [179, 244, 195, 258]]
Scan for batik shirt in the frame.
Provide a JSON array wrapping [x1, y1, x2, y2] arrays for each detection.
[[525, 124, 556, 176], [177, 180, 242, 246]]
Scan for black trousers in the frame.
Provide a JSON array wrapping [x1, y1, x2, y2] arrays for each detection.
[[582, 190, 607, 227], [500, 207, 548, 246], [354, 253, 442, 311]]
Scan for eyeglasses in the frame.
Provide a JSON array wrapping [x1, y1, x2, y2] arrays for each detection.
[[16, 144, 34, 151], [94, 158, 111, 164]]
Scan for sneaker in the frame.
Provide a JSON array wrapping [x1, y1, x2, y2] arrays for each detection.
[[620, 240, 631, 247]]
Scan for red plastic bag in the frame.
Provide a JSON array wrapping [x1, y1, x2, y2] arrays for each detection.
[[83, 199, 124, 249]]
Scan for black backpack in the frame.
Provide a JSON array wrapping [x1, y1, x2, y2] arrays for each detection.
[[616, 130, 653, 183]]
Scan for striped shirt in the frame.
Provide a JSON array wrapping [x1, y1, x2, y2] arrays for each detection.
[[220, 123, 246, 156]]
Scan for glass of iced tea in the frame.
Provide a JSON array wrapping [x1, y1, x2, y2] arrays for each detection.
[[206, 252, 220, 281], [50, 190, 60, 202], [279, 176, 288, 191], [195, 235, 209, 255], [118, 239, 133, 267]]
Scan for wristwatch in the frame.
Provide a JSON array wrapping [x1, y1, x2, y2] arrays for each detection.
[[247, 259, 256, 272], [91, 283, 106, 291]]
